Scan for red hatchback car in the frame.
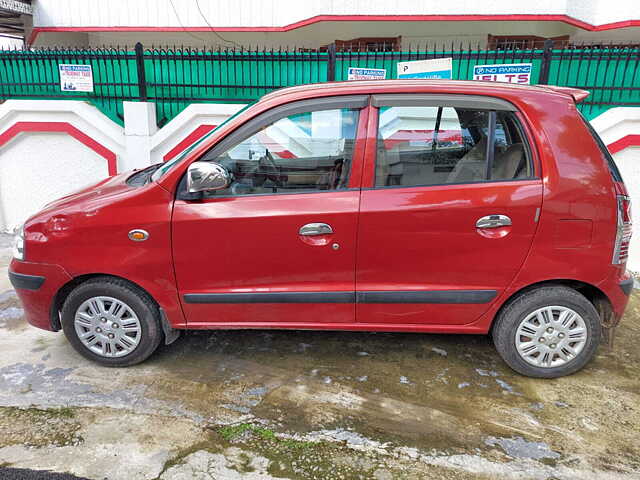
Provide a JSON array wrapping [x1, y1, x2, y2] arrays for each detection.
[[9, 80, 633, 378]]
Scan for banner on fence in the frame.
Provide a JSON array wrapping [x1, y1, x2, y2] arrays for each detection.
[[59, 64, 94, 92], [347, 67, 387, 81], [473, 63, 532, 84], [397, 58, 452, 79]]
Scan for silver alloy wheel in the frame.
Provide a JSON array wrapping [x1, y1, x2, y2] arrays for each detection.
[[515, 306, 588, 368], [73, 296, 142, 358]]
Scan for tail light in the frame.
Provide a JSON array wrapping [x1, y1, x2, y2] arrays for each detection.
[[613, 195, 632, 265]]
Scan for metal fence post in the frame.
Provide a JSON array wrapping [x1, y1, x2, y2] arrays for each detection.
[[134, 42, 148, 101], [327, 43, 336, 81], [538, 39, 554, 85]]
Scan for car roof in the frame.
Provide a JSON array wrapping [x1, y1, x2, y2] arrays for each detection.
[[260, 79, 588, 103]]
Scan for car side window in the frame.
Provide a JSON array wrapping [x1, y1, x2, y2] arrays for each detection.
[[200, 108, 359, 196], [375, 105, 531, 187]]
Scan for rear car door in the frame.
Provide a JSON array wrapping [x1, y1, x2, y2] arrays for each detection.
[[356, 94, 543, 326], [172, 96, 368, 326]]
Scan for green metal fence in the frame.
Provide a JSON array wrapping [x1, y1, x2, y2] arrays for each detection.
[[1, 41, 638, 126]]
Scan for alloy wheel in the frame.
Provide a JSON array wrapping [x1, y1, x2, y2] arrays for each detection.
[[73, 296, 142, 358]]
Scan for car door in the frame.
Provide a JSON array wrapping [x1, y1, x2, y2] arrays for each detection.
[[356, 94, 543, 326], [172, 96, 368, 327]]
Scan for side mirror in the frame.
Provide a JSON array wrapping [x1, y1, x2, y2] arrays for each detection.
[[187, 162, 230, 193]]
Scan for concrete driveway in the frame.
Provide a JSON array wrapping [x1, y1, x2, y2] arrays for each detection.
[[0, 234, 638, 479]]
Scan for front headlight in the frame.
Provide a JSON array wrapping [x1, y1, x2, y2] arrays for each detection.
[[12, 226, 24, 261]]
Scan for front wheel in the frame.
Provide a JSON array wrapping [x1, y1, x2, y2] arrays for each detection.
[[492, 285, 601, 378], [61, 277, 163, 367]]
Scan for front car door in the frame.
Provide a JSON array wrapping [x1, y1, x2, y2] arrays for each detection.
[[172, 96, 368, 327], [356, 94, 543, 327]]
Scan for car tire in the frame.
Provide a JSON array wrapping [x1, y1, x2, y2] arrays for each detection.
[[492, 285, 601, 378], [61, 276, 163, 367]]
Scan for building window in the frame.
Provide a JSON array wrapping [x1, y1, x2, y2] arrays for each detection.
[[488, 35, 569, 50], [332, 37, 401, 52]]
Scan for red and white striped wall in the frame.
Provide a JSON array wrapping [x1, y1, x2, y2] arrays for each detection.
[[591, 108, 640, 269], [0, 99, 639, 267], [149, 103, 245, 164], [0, 100, 124, 231]]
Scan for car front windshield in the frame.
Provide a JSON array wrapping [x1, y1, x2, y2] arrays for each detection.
[[150, 102, 256, 182]]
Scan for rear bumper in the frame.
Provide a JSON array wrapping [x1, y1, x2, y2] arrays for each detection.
[[599, 269, 634, 320], [619, 277, 634, 296], [8, 259, 72, 331]]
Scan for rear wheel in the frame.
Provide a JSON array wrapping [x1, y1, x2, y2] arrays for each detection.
[[61, 277, 163, 367], [492, 285, 601, 378]]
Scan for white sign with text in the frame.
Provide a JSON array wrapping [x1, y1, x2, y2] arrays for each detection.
[[473, 63, 532, 84], [59, 64, 94, 92], [347, 67, 387, 80], [397, 58, 453, 79]]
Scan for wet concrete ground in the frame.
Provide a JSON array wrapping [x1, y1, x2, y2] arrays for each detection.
[[0, 234, 639, 479]]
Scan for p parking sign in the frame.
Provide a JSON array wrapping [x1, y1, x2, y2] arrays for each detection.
[[397, 58, 452, 80]]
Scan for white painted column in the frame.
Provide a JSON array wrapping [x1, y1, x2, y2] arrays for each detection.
[[123, 102, 158, 170]]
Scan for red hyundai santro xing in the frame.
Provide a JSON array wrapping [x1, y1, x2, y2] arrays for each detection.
[[9, 80, 633, 378]]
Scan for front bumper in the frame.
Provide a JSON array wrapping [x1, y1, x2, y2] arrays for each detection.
[[9, 271, 45, 290], [8, 259, 72, 331]]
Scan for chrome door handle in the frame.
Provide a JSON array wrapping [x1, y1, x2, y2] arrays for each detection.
[[476, 215, 512, 229], [299, 223, 333, 236]]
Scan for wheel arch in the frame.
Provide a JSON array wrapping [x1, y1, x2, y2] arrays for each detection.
[[490, 279, 613, 334], [50, 273, 160, 331]]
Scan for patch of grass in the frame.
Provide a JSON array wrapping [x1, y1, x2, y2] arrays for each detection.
[[156, 439, 222, 478], [52, 406, 75, 418], [0, 406, 81, 448], [4, 406, 75, 420], [218, 423, 255, 441], [217, 423, 312, 450], [279, 438, 314, 450], [160, 423, 413, 480]]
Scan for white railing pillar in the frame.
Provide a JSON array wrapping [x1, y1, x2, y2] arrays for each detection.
[[123, 101, 158, 170]]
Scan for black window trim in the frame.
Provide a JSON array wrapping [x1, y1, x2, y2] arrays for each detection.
[[485, 110, 497, 180], [506, 110, 536, 179], [177, 95, 369, 200], [372, 94, 536, 190], [579, 111, 624, 183]]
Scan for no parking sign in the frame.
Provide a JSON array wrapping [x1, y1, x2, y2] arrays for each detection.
[[473, 63, 532, 84]]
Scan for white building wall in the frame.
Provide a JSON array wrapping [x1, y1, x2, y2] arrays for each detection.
[[28, 0, 640, 47], [0, 133, 108, 230], [612, 147, 640, 271], [79, 21, 578, 49], [590, 108, 640, 148], [0, 100, 126, 170], [32, 0, 638, 29], [0, 100, 126, 232]]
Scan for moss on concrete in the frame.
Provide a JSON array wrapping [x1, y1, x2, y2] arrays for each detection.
[[0, 406, 82, 448]]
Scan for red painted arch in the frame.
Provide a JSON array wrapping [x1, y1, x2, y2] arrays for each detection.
[[163, 124, 217, 162], [0, 121, 118, 175], [27, 14, 640, 45], [607, 134, 640, 155]]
